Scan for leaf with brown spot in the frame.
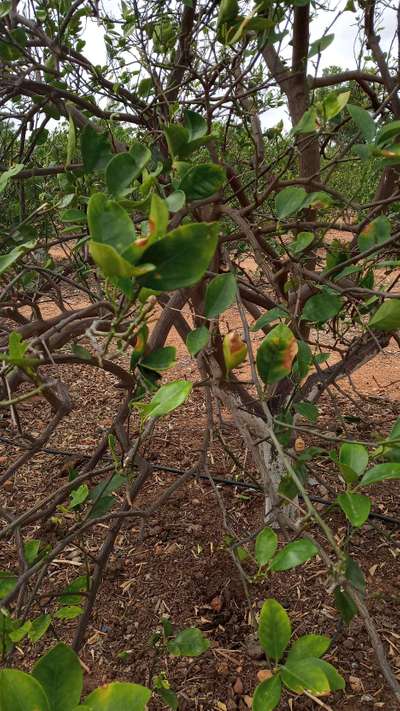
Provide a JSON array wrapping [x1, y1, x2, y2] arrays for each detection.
[[256, 324, 298, 384]]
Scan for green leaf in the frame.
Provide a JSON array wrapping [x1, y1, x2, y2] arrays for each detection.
[[312, 659, 345, 691], [66, 115, 76, 166], [293, 107, 317, 134], [250, 307, 288, 332], [80, 125, 112, 173], [137, 223, 218, 291], [9, 620, 32, 643], [289, 231, 314, 255], [275, 187, 307, 219], [334, 586, 357, 624], [179, 164, 225, 201], [256, 324, 298, 385], [141, 346, 176, 372], [186, 326, 209, 356], [369, 299, 400, 332], [69, 484, 89, 508], [358, 216, 390, 253], [0, 240, 37, 276], [87, 194, 136, 253], [85, 682, 151, 710], [287, 634, 330, 662], [255, 528, 278, 566], [165, 125, 190, 158], [156, 687, 178, 710], [138, 77, 153, 97], [71, 344, 92, 361], [0, 669, 50, 711], [308, 33, 334, 57], [375, 120, 400, 147], [258, 599, 291, 661], [252, 674, 281, 711], [61, 208, 86, 223], [28, 614, 52, 643], [345, 556, 365, 593], [292, 339, 312, 379], [337, 493, 371, 528], [23, 539, 41, 566], [339, 442, 368, 483], [184, 110, 207, 140], [0, 2, 11, 18], [165, 190, 185, 213], [294, 401, 318, 422], [167, 628, 210, 657], [322, 91, 350, 120], [106, 153, 143, 197], [270, 539, 318, 572], [134, 380, 192, 422], [32, 643, 83, 711], [347, 104, 376, 142], [0, 571, 17, 598], [60, 575, 91, 605], [360, 462, 400, 486], [54, 606, 83, 620], [302, 291, 342, 323], [281, 658, 330, 694], [0, 163, 24, 193], [204, 273, 237, 318], [130, 142, 152, 175]]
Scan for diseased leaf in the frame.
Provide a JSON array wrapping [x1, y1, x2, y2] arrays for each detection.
[[358, 216, 390, 253], [223, 331, 247, 372], [85, 681, 151, 711], [256, 324, 298, 384]]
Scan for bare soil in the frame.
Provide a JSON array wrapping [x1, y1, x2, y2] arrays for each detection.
[[2, 239, 400, 710]]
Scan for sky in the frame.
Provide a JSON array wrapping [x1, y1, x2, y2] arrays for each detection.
[[81, 1, 397, 128]]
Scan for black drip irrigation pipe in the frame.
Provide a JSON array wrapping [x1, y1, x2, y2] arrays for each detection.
[[151, 463, 400, 527], [1, 435, 399, 527]]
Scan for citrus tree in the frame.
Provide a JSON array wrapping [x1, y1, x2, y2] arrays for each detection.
[[1, 0, 400, 705]]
